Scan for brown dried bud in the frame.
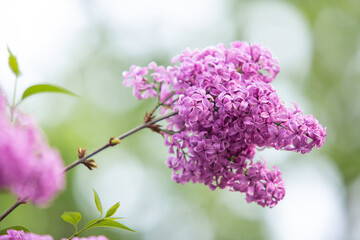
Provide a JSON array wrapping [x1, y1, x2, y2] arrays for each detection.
[[78, 147, 87, 159], [148, 124, 163, 136], [83, 159, 98, 170], [144, 112, 155, 123]]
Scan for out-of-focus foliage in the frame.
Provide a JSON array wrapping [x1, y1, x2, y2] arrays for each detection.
[[283, 0, 360, 185]]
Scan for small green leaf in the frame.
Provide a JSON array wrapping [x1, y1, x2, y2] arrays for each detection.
[[0, 226, 30, 234], [92, 188, 102, 216], [21, 84, 78, 101], [105, 202, 120, 218], [87, 219, 136, 232], [61, 212, 82, 226], [258, 69, 269, 76], [7, 47, 21, 77]]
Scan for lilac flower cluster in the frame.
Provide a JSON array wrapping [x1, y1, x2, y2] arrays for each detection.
[[0, 230, 108, 240], [123, 41, 326, 207], [0, 90, 64, 205]]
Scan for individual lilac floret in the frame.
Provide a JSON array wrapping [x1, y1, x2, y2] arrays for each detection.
[[0, 91, 64, 205], [122, 41, 326, 207]]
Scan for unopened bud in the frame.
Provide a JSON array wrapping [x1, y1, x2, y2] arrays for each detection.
[[149, 124, 162, 134], [78, 147, 87, 159], [144, 112, 155, 123], [109, 137, 121, 146]]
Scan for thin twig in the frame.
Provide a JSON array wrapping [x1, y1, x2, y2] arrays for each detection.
[[148, 91, 176, 118], [63, 111, 177, 172]]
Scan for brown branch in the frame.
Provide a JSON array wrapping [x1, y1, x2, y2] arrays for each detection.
[[63, 111, 177, 172]]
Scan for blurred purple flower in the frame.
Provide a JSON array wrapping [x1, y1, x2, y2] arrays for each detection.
[[0, 230, 108, 240], [0, 90, 64, 205], [0, 230, 52, 240]]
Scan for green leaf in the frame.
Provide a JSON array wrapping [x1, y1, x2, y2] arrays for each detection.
[[92, 188, 102, 216], [7, 47, 21, 77], [61, 212, 82, 226], [21, 84, 78, 101], [105, 202, 120, 218], [87, 219, 136, 232], [0, 226, 30, 234], [258, 69, 269, 76]]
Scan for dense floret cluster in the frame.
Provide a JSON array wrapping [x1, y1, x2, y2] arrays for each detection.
[[123, 41, 326, 207], [0, 90, 64, 205]]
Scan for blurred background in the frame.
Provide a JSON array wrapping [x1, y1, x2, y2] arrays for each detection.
[[0, 0, 359, 239]]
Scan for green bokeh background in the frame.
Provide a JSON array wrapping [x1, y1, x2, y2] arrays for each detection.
[[0, 0, 359, 239]]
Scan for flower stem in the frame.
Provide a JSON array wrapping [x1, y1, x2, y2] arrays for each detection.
[[148, 91, 176, 118], [10, 77, 18, 122]]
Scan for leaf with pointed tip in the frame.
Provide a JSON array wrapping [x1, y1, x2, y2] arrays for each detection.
[[61, 212, 82, 226], [7, 47, 20, 77], [0, 226, 30, 234], [92, 188, 102, 216], [21, 84, 78, 102], [86, 219, 136, 232], [105, 202, 120, 218]]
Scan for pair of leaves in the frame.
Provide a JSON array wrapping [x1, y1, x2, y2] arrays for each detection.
[[89, 189, 134, 231], [61, 189, 135, 238], [7, 47, 78, 105], [61, 212, 82, 230], [92, 189, 121, 218]]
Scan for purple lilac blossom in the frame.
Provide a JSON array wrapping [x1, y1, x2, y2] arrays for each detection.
[[122, 41, 326, 207], [0, 90, 64, 205]]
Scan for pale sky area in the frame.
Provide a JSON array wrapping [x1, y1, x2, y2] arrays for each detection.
[[0, 0, 351, 239]]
